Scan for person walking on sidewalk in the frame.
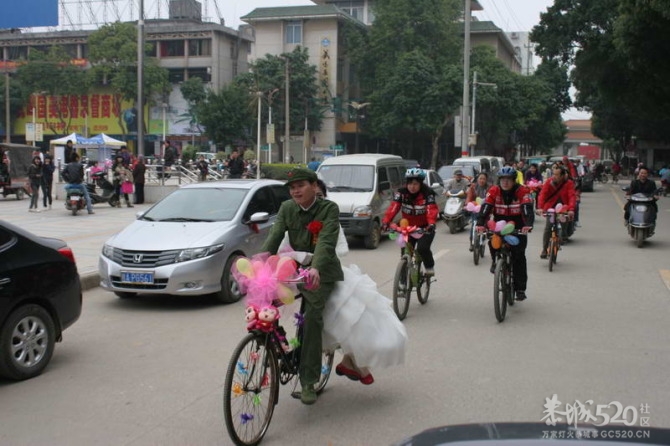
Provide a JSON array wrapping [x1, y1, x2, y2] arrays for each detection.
[[27, 156, 43, 212], [133, 156, 146, 204], [41, 156, 55, 210], [112, 156, 134, 208]]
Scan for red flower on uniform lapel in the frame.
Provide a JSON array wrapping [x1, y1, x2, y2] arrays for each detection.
[[306, 221, 324, 246]]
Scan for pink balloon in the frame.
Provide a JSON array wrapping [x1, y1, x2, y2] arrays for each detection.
[[474, 205, 481, 213], [486, 220, 497, 231], [495, 220, 507, 232], [465, 202, 476, 212], [556, 203, 563, 212]]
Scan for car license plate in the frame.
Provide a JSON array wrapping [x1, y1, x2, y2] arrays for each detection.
[[121, 271, 154, 284]]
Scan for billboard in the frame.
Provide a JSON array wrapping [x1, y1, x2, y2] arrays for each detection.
[[0, 0, 58, 28]]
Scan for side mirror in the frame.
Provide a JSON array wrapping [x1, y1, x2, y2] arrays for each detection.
[[248, 211, 270, 224], [621, 186, 630, 192], [431, 182, 441, 189]]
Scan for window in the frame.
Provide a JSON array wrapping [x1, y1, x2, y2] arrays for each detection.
[[378, 167, 390, 192], [160, 40, 185, 57], [168, 69, 185, 83], [285, 21, 302, 44], [244, 187, 276, 221], [388, 167, 402, 189], [340, 1, 364, 21], [188, 39, 211, 56], [187, 68, 211, 82], [8, 46, 28, 60]]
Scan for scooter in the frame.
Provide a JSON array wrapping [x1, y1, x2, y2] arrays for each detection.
[[442, 189, 468, 234], [65, 186, 87, 216], [623, 186, 662, 248], [87, 171, 120, 207]]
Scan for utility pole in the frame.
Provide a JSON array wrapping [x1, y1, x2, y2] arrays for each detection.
[[461, 0, 472, 157], [284, 57, 290, 163], [137, 0, 145, 156]]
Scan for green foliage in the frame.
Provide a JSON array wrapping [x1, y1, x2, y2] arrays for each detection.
[[260, 163, 297, 180], [87, 22, 170, 135], [179, 78, 206, 132], [0, 75, 23, 134], [197, 82, 254, 147], [181, 145, 198, 163], [215, 151, 227, 160], [531, 0, 670, 145]]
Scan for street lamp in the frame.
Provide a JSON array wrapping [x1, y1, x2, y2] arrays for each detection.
[[161, 102, 168, 143], [349, 101, 370, 153], [470, 71, 497, 156], [255, 91, 262, 179]]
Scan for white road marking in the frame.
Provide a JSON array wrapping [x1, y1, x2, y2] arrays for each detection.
[[659, 270, 670, 292]]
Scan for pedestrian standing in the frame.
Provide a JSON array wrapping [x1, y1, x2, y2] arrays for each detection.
[[27, 156, 43, 212], [196, 155, 209, 181], [112, 156, 134, 208], [133, 156, 146, 204], [227, 148, 245, 179], [41, 156, 55, 210], [64, 140, 74, 163]]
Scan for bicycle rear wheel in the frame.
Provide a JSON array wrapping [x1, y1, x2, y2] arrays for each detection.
[[493, 259, 508, 322], [416, 261, 431, 304], [392, 257, 411, 320], [223, 333, 278, 446], [314, 350, 334, 393]]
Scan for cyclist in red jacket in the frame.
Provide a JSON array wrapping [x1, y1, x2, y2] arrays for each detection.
[[382, 168, 439, 276], [537, 165, 577, 259], [476, 166, 534, 301]]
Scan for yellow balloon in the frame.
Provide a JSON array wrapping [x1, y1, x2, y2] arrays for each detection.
[[491, 234, 502, 250], [235, 258, 254, 278], [476, 197, 483, 205], [400, 218, 409, 228], [277, 284, 296, 305]]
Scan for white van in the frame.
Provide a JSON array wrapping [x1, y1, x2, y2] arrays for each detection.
[[453, 156, 492, 176], [316, 154, 406, 249]]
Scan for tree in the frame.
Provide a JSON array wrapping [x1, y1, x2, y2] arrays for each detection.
[[196, 83, 254, 148], [179, 77, 207, 134], [531, 0, 670, 148], [355, 0, 463, 168], [87, 22, 170, 137], [15, 46, 89, 135], [236, 47, 322, 161]]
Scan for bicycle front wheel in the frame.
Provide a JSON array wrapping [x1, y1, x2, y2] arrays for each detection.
[[223, 333, 278, 446], [549, 238, 558, 272], [392, 257, 411, 320], [493, 259, 508, 322], [416, 261, 431, 304], [472, 230, 481, 266]]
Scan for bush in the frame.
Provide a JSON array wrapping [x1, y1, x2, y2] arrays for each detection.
[[181, 145, 198, 163], [260, 163, 300, 180]]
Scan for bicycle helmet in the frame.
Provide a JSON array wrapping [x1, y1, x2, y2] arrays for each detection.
[[405, 167, 426, 181], [498, 166, 517, 178]]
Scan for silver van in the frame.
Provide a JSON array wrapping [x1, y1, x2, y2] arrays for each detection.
[[317, 154, 405, 249]]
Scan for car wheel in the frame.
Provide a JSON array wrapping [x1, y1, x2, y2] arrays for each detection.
[[0, 304, 56, 381], [16, 188, 25, 200], [114, 291, 137, 299], [214, 255, 243, 303], [363, 220, 381, 249]]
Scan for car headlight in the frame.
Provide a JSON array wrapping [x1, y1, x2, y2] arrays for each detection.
[[175, 244, 225, 263], [353, 205, 372, 218], [102, 244, 115, 259]]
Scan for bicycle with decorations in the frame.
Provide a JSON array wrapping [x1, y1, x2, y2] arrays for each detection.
[[223, 254, 334, 446], [483, 219, 527, 322], [542, 204, 570, 272], [465, 199, 486, 265], [388, 219, 433, 320]]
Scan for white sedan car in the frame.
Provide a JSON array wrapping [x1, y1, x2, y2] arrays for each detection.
[[98, 179, 291, 303]]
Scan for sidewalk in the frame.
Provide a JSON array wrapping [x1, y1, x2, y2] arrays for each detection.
[[2, 196, 146, 291]]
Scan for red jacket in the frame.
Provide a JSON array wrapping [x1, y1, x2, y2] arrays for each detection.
[[537, 179, 577, 212], [477, 184, 534, 228], [382, 187, 439, 227]]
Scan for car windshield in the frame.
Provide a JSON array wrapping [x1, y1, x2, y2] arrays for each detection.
[[318, 165, 375, 192], [141, 188, 248, 222], [438, 165, 475, 178]]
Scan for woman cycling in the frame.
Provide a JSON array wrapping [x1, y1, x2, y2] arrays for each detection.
[[466, 172, 489, 251], [382, 168, 439, 276]]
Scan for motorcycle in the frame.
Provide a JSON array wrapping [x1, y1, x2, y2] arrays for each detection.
[[442, 189, 468, 234], [65, 186, 87, 216], [88, 171, 120, 207], [622, 186, 662, 248]]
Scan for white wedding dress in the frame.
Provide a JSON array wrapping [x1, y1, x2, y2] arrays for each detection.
[[279, 229, 407, 369]]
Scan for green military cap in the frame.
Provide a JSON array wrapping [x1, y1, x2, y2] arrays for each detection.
[[285, 167, 318, 185]]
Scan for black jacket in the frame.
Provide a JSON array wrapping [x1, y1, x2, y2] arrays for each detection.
[[62, 162, 84, 184]]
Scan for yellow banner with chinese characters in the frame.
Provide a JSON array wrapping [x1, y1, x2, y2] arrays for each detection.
[[13, 87, 145, 137]]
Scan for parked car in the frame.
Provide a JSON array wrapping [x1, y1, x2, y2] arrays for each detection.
[[98, 179, 291, 303], [0, 221, 82, 380], [438, 165, 477, 185], [422, 169, 447, 211]]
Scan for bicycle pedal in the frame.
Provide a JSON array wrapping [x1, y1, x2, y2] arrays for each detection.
[[290, 391, 302, 399]]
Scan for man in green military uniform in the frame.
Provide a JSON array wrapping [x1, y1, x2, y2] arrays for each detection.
[[262, 167, 343, 405]]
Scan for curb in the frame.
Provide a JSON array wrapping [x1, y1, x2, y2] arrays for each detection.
[[80, 272, 100, 292]]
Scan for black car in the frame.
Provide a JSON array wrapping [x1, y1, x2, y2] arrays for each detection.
[[0, 221, 82, 380]]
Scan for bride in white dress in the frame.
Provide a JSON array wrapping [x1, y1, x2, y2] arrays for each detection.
[[279, 180, 407, 384]]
